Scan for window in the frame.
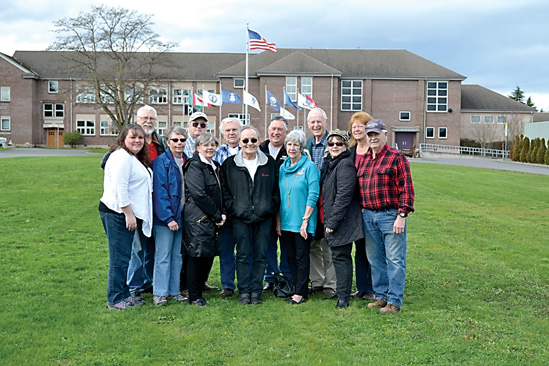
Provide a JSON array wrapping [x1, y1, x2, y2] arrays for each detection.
[[76, 87, 96, 103], [99, 88, 114, 104], [484, 116, 494, 124], [497, 116, 507, 124], [76, 120, 95, 135], [44, 103, 64, 118], [399, 111, 411, 121], [426, 81, 448, 112], [286, 77, 297, 102], [293, 126, 304, 131], [228, 113, 249, 125], [173, 89, 190, 104], [48, 81, 59, 93], [470, 115, 480, 123], [1, 87, 10, 102], [125, 88, 143, 104], [156, 121, 167, 137], [426, 127, 434, 139], [100, 120, 119, 136], [341, 80, 362, 111], [234, 78, 245, 88], [149, 88, 167, 104], [1, 117, 10, 130], [438, 127, 447, 139], [301, 77, 313, 98]]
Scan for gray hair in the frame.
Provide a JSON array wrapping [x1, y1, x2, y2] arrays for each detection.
[[166, 126, 188, 140], [196, 132, 218, 147], [284, 130, 306, 152], [241, 125, 260, 139], [270, 116, 289, 130], [219, 117, 243, 134], [137, 105, 157, 119], [307, 107, 327, 122]]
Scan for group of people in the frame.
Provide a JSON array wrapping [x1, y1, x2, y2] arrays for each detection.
[[99, 104, 414, 314]]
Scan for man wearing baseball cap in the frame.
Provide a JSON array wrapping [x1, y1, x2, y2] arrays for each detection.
[[356, 119, 415, 314], [184, 112, 209, 158]]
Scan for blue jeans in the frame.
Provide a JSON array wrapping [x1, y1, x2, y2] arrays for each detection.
[[361, 208, 407, 309], [100, 210, 146, 305], [153, 225, 183, 297], [354, 238, 373, 293], [127, 232, 154, 293], [219, 225, 236, 290], [264, 227, 292, 283]]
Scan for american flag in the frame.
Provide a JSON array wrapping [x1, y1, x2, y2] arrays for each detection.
[[248, 29, 277, 52]]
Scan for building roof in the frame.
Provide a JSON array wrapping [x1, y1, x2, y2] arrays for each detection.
[[256, 51, 342, 76], [533, 112, 549, 122], [0, 52, 37, 78], [461, 84, 536, 113]]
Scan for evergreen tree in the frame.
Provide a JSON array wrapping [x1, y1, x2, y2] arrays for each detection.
[[511, 135, 521, 161], [537, 138, 546, 164], [519, 137, 529, 162], [545, 141, 549, 164], [526, 96, 537, 111], [528, 138, 539, 163], [509, 86, 525, 103]]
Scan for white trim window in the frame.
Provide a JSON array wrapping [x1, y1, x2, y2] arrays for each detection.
[[497, 116, 507, 124], [125, 88, 144, 104], [149, 88, 167, 104], [438, 127, 448, 139], [427, 81, 448, 112], [286, 77, 297, 102], [173, 89, 190, 105], [1, 87, 10, 102], [76, 87, 96, 103], [426, 127, 435, 139], [44, 103, 64, 118], [76, 120, 95, 135], [484, 116, 494, 124], [399, 111, 411, 121], [228, 113, 249, 125], [301, 77, 313, 98], [1, 117, 10, 131], [100, 120, 119, 136], [234, 78, 245, 89], [341, 80, 362, 111], [156, 120, 167, 137], [48, 81, 59, 94], [99, 88, 114, 104], [470, 115, 480, 123]]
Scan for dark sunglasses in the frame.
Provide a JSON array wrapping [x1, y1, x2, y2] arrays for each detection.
[[192, 122, 207, 128], [241, 138, 258, 144], [170, 138, 187, 143], [328, 141, 345, 147]]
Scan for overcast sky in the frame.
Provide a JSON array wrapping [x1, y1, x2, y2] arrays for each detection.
[[2, 0, 548, 110]]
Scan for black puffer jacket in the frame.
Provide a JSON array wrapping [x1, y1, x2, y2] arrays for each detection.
[[182, 153, 224, 257], [320, 150, 364, 247]]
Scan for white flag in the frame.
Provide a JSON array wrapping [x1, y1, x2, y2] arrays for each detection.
[[202, 90, 222, 106], [243, 90, 261, 111], [279, 107, 295, 120]]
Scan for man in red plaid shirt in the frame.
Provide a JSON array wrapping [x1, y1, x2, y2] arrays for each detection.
[[357, 119, 414, 314]]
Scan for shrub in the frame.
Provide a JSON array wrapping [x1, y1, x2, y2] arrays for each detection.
[[511, 135, 522, 161], [536, 138, 546, 164], [63, 131, 84, 148], [528, 138, 539, 163], [519, 137, 529, 162], [460, 139, 480, 148], [545, 141, 549, 164]]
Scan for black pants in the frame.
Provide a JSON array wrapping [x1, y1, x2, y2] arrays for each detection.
[[187, 256, 214, 302], [281, 231, 311, 298], [331, 243, 353, 302]]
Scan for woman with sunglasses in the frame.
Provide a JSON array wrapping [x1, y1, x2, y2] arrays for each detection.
[[320, 129, 364, 309], [151, 126, 188, 306]]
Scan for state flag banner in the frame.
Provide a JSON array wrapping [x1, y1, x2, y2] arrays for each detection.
[[248, 29, 277, 52], [297, 93, 318, 110], [279, 107, 295, 120], [221, 90, 242, 104], [243, 90, 261, 111], [266, 90, 281, 112], [193, 93, 211, 107], [203, 90, 222, 106], [284, 91, 301, 111]]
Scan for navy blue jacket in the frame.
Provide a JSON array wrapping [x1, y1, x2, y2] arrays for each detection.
[[152, 151, 184, 226]]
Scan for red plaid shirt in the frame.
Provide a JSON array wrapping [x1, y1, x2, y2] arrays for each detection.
[[357, 144, 414, 214]]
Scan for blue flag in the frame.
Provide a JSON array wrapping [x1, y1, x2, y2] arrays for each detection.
[[266, 90, 281, 112], [284, 91, 302, 110], [221, 90, 242, 104]]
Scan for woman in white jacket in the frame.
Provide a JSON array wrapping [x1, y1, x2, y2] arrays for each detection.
[[99, 124, 153, 310]]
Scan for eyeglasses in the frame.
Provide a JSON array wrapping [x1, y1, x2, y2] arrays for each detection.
[[241, 138, 258, 144], [139, 117, 156, 121], [170, 138, 187, 143], [192, 122, 207, 128], [328, 141, 345, 147]]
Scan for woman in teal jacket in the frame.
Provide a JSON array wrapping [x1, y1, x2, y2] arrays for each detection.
[[277, 130, 320, 305]]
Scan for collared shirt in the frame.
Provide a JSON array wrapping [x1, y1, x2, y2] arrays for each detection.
[[184, 136, 196, 158], [356, 144, 415, 214], [310, 134, 327, 171], [214, 142, 241, 164]]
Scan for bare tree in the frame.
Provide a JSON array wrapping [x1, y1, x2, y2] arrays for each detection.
[[472, 122, 498, 151], [48, 5, 178, 129], [507, 113, 525, 145]]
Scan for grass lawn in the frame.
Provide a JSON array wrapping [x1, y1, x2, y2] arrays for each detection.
[[0, 156, 547, 365]]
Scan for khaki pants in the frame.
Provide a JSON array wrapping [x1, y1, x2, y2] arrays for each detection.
[[309, 238, 336, 289]]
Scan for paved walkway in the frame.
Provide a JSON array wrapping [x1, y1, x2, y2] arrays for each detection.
[[0, 148, 104, 158], [410, 156, 549, 175]]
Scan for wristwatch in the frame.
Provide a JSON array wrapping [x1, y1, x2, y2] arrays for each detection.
[[398, 212, 408, 218]]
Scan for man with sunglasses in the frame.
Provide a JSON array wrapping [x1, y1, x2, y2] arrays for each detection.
[[221, 126, 280, 305], [184, 112, 209, 158]]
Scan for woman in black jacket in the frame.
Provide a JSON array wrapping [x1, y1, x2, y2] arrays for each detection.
[[320, 129, 364, 309], [182, 133, 226, 306]]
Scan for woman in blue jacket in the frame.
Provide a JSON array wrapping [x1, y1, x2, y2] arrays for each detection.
[[152, 126, 188, 306]]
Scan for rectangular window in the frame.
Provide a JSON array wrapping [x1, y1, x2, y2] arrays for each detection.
[[44, 103, 64, 118], [426, 127, 434, 139], [484, 116, 494, 124], [470, 115, 480, 123], [76, 87, 96, 103], [497, 116, 507, 124], [426, 81, 448, 112], [228, 113, 249, 125], [341, 80, 362, 111], [76, 120, 95, 135], [234, 78, 245, 88], [125, 88, 143, 104], [173, 89, 190, 105], [156, 121, 167, 137], [99, 88, 114, 104], [399, 111, 411, 121], [286, 77, 297, 102], [48, 81, 59, 93], [301, 77, 313, 98], [148, 88, 167, 104], [1, 87, 10, 101], [100, 120, 119, 136], [1, 117, 10, 130], [438, 127, 448, 139]]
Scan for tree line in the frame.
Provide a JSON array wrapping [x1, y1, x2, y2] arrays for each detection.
[[511, 135, 549, 164]]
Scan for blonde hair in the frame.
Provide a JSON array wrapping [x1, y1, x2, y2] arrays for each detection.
[[348, 111, 373, 147]]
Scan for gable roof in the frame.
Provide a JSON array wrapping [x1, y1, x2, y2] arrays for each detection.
[[461, 84, 536, 113], [257, 51, 341, 76], [0, 52, 37, 78]]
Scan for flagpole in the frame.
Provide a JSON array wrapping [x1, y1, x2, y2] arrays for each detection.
[[264, 84, 268, 139], [296, 88, 300, 129], [219, 84, 223, 142], [282, 86, 286, 128], [245, 24, 249, 125]]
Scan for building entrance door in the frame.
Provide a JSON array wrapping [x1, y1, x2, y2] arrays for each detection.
[[47, 129, 64, 147], [395, 132, 414, 150]]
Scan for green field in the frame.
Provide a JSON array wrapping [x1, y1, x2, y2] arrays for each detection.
[[0, 156, 547, 365]]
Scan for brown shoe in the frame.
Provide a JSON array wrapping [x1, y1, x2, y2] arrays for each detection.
[[310, 286, 324, 294], [322, 287, 336, 296], [219, 288, 234, 298], [367, 299, 388, 309], [362, 292, 375, 300], [203, 283, 219, 291], [180, 289, 189, 297], [380, 303, 401, 314]]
